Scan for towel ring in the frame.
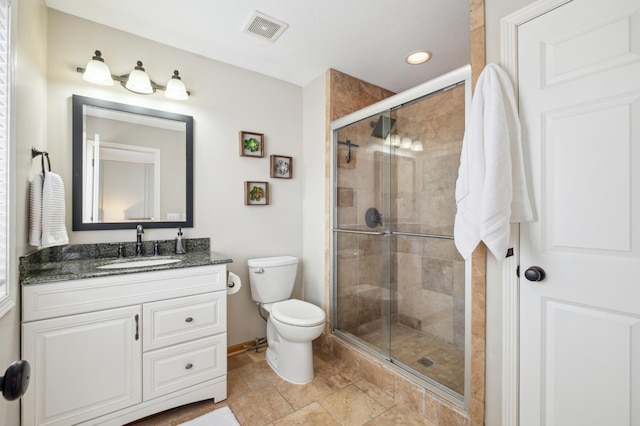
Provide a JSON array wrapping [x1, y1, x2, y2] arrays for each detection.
[[31, 147, 51, 172]]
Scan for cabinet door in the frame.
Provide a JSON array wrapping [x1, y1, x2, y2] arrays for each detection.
[[22, 306, 142, 426]]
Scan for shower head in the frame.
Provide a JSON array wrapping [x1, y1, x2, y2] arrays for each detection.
[[370, 116, 396, 139]]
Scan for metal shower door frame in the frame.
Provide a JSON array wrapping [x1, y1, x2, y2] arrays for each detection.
[[330, 65, 472, 407]]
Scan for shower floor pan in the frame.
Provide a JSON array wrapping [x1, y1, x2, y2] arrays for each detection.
[[358, 323, 464, 395]]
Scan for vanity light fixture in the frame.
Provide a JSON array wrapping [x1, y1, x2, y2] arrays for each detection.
[[406, 50, 432, 65], [400, 137, 413, 150], [384, 134, 422, 152], [410, 140, 424, 152], [164, 71, 189, 101], [82, 51, 114, 86], [77, 50, 190, 100], [384, 134, 402, 147], [125, 61, 153, 94]]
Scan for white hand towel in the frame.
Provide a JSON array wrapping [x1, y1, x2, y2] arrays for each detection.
[[40, 170, 69, 248], [29, 171, 44, 247], [454, 63, 534, 261]]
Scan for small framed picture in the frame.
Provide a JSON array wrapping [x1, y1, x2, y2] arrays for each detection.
[[270, 155, 292, 179], [239, 131, 264, 157], [245, 181, 269, 205]]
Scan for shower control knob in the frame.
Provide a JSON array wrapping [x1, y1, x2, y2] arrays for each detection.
[[524, 266, 546, 282]]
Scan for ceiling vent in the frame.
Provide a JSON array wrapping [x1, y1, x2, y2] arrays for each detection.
[[243, 11, 288, 42]]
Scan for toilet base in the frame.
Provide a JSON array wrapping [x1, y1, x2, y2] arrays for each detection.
[[265, 340, 315, 385]]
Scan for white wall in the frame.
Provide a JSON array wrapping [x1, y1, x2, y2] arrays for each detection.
[[301, 73, 327, 308], [45, 9, 304, 346], [0, 0, 49, 423]]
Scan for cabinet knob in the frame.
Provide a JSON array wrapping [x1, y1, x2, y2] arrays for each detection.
[[185, 317, 193, 323], [185, 363, 193, 370]]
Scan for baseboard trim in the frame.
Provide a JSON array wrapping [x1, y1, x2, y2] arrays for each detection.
[[227, 340, 268, 357]]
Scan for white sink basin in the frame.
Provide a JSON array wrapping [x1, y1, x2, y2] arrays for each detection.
[[97, 258, 182, 269]]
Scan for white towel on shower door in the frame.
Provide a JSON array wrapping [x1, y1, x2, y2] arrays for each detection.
[[454, 63, 534, 261]]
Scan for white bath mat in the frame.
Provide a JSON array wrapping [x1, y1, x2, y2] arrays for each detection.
[[178, 406, 240, 426]]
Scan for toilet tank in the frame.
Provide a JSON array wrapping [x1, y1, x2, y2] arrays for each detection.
[[248, 256, 298, 304]]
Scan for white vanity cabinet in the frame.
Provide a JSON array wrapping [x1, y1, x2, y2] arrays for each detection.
[[21, 264, 228, 426]]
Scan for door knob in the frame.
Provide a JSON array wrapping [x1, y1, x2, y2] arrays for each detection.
[[524, 266, 546, 282], [1, 360, 30, 401]]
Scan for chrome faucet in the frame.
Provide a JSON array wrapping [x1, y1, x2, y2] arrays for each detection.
[[135, 225, 144, 256]]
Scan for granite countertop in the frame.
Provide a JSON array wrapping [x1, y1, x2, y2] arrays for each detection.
[[20, 238, 233, 285]]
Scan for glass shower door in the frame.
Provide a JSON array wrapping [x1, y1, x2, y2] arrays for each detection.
[[385, 86, 467, 397], [332, 74, 469, 401], [333, 111, 394, 358]]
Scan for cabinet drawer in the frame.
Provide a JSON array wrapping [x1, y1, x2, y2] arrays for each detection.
[[22, 265, 226, 322], [143, 292, 226, 350], [143, 334, 227, 401]]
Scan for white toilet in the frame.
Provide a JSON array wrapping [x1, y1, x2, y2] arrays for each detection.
[[248, 256, 326, 384]]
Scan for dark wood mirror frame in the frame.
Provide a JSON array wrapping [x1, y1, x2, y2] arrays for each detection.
[[72, 95, 194, 230]]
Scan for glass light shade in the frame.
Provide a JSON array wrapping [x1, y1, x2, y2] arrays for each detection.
[[411, 141, 424, 152], [389, 134, 401, 147], [400, 137, 412, 149], [125, 62, 153, 94], [83, 53, 113, 86], [164, 71, 189, 100]]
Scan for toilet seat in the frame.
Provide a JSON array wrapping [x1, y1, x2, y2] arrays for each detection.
[[271, 299, 325, 327]]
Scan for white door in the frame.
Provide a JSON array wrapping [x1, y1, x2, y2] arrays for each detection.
[[518, 0, 640, 424]]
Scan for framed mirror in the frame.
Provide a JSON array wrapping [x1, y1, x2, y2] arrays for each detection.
[[72, 95, 193, 230]]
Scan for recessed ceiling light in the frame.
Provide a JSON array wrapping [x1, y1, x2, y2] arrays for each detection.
[[406, 51, 432, 65]]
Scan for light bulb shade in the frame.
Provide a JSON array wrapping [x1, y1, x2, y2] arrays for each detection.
[[83, 50, 113, 86], [164, 70, 189, 100], [400, 137, 412, 149], [125, 61, 153, 94], [389, 134, 401, 147], [411, 141, 424, 152]]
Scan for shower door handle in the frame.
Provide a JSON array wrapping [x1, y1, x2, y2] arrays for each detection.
[[333, 229, 386, 236]]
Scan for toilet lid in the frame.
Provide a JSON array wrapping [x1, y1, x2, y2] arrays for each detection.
[[271, 299, 326, 327]]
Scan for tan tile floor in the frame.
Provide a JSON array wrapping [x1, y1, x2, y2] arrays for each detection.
[[128, 348, 435, 426]]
